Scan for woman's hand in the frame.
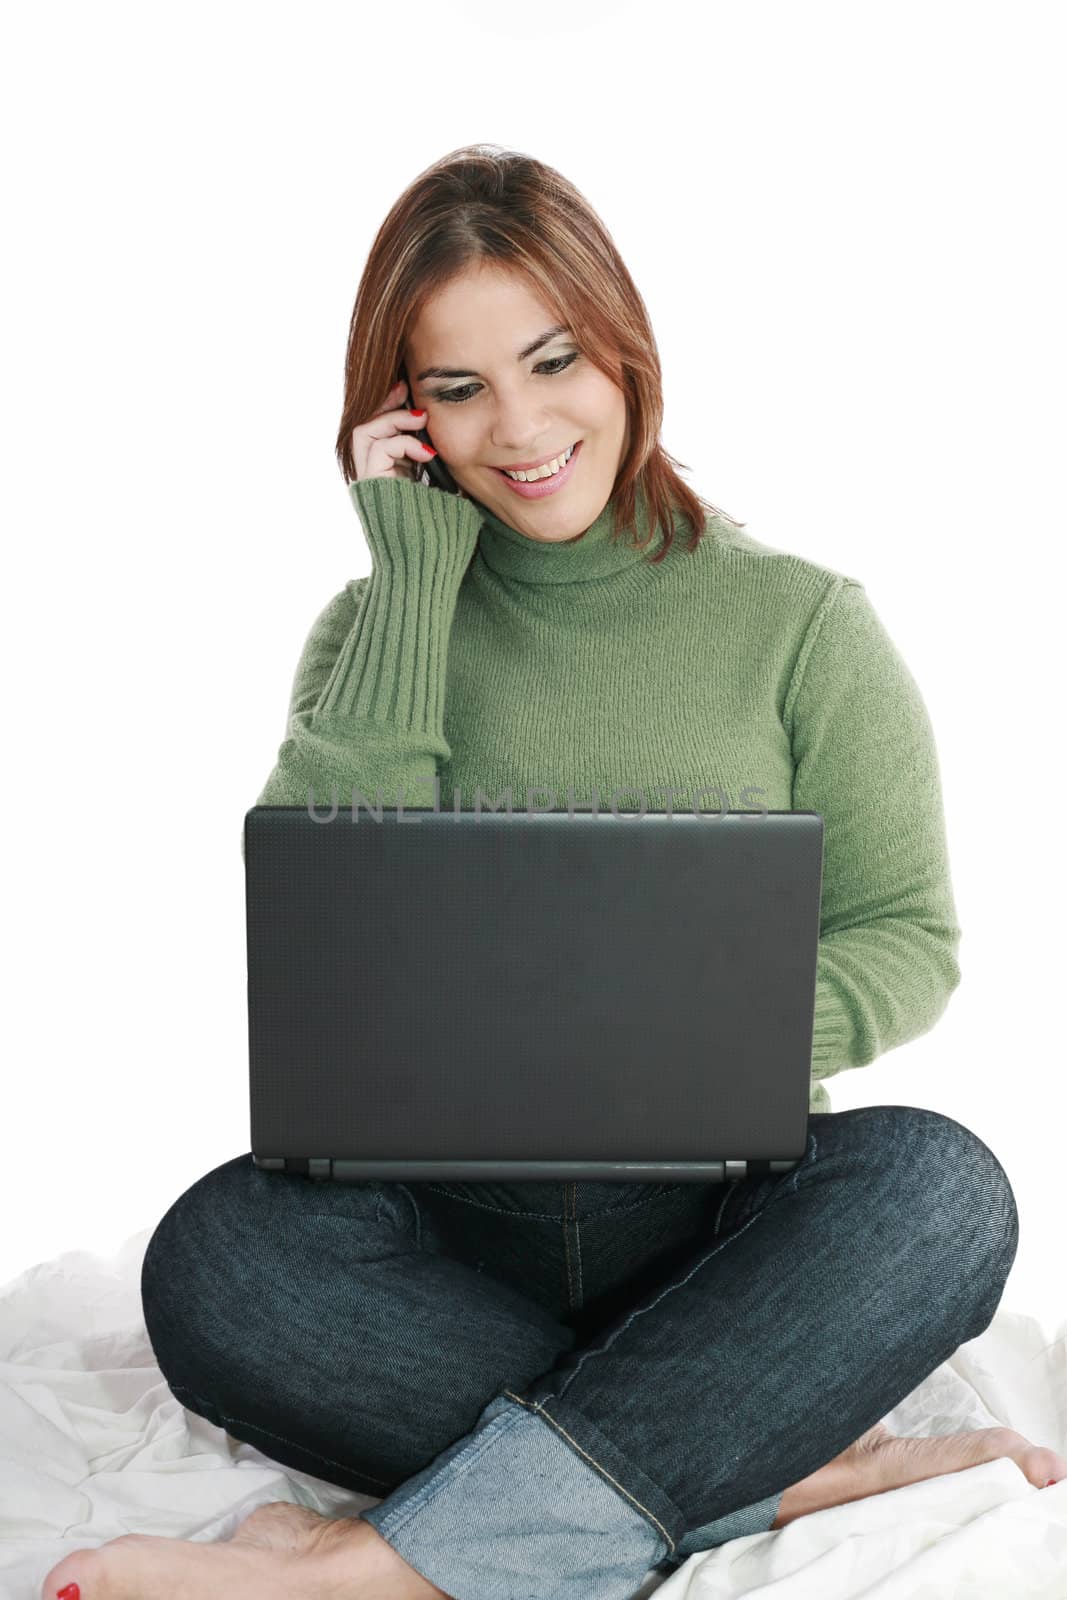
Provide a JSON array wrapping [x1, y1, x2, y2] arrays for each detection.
[[349, 378, 438, 484]]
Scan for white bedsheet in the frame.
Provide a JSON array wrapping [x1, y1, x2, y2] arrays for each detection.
[[2, 1229, 1065, 1600]]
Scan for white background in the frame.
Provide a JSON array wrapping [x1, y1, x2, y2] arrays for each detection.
[[2, 1, 1063, 1326]]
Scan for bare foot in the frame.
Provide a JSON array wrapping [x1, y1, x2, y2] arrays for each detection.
[[229, 1501, 347, 1554], [772, 1422, 1067, 1529], [41, 1503, 453, 1600]]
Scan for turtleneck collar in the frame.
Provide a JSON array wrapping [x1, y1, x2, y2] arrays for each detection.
[[470, 479, 667, 584]]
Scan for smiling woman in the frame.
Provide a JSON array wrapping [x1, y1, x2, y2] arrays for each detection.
[[100, 138, 1018, 1600]]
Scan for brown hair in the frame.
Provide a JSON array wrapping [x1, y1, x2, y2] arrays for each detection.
[[334, 143, 745, 564]]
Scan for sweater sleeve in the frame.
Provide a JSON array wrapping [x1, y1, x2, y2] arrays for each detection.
[[245, 478, 483, 853], [784, 579, 962, 1110]]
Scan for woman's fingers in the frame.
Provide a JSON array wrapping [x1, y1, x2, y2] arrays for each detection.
[[350, 396, 437, 484]]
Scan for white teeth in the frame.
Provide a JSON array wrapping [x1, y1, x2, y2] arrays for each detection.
[[503, 442, 576, 481]]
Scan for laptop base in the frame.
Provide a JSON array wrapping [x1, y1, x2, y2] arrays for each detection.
[[252, 1155, 800, 1182]]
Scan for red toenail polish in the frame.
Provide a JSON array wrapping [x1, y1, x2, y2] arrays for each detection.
[[1045, 1479, 1057, 1487], [57, 1586, 80, 1599]]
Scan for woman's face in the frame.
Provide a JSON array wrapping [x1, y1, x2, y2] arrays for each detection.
[[404, 262, 630, 544]]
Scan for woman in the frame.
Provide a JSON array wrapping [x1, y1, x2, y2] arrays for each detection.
[[46, 144, 1062, 1600]]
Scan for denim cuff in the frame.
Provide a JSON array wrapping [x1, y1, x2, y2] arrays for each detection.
[[359, 1393, 670, 1600], [673, 1489, 783, 1558]]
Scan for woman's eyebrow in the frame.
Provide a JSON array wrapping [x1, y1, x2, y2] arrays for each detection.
[[416, 324, 570, 382]]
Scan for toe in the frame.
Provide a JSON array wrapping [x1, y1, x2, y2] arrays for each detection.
[[1019, 1442, 1067, 1489], [42, 1547, 108, 1600]]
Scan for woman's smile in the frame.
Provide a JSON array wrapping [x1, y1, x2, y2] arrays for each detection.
[[490, 439, 583, 499]]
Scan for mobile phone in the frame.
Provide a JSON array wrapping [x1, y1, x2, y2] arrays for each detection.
[[399, 365, 462, 494]]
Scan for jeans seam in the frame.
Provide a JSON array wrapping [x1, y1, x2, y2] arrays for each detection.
[[712, 1181, 738, 1236], [563, 1182, 583, 1311], [503, 1389, 676, 1557], [422, 1185, 564, 1220], [541, 1129, 819, 1406], [395, 1182, 422, 1250], [421, 1183, 675, 1220], [167, 1380, 397, 1491]]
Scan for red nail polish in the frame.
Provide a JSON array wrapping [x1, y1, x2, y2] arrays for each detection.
[[57, 1585, 81, 1599], [409, 408, 426, 418], [421, 444, 437, 456], [1045, 1478, 1058, 1487]]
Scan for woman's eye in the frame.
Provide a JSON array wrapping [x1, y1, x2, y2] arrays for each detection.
[[435, 351, 580, 405]]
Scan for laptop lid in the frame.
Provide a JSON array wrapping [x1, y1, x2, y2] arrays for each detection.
[[244, 806, 824, 1184]]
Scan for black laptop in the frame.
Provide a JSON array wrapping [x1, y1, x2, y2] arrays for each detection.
[[244, 805, 823, 1183]]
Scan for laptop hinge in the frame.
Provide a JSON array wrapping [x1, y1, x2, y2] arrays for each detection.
[[253, 1155, 802, 1181]]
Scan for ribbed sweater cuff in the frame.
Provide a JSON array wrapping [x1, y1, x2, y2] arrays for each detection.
[[316, 478, 481, 734], [810, 971, 853, 1075]]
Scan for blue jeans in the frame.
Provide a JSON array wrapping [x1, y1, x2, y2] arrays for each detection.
[[140, 1106, 1018, 1600]]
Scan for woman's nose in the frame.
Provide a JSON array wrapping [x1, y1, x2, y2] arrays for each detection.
[[492, 425, 554, 456]]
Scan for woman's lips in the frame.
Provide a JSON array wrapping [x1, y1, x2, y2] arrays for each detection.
[[492, 440, 582, 500]]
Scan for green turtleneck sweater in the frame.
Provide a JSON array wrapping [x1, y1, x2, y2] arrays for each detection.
[[251, 477, 961, 1115]]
